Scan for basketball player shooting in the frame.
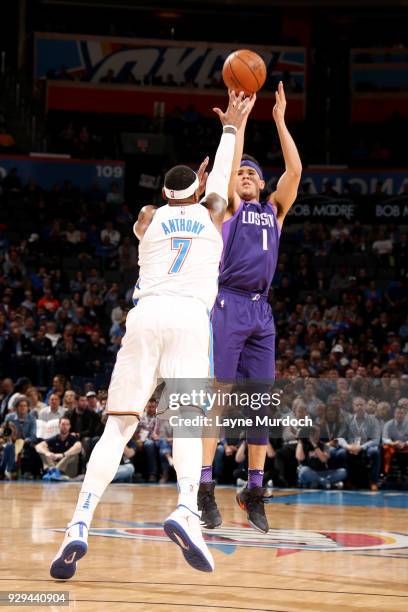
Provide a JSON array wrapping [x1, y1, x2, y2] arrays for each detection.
[[198, 82, 302, 533], [49, 91, 253, 578]]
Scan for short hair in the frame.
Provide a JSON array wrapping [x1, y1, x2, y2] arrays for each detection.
[[13, 394, 29, 410], [164, 165, 196, 191]]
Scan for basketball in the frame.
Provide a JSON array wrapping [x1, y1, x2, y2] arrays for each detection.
[[222, 49, 267, 95]]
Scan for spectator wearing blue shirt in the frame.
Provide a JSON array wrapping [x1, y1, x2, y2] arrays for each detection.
[[0, 396, 36, 478]]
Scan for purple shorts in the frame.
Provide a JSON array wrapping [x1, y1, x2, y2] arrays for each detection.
[[211, 286, 275, 382]]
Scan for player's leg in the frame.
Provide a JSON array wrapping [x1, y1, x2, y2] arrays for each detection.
[[50, 303, 159, 579], [160, 299, 216, 571], [235, 302, 275, 533], [199, 291, 246, 528]]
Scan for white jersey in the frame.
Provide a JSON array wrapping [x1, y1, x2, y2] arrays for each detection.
[[133, 203, 223, 310]]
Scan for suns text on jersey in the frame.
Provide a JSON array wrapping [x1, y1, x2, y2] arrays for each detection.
[[242, 211, 274, 227]]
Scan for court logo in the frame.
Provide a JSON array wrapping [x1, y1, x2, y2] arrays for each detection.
[[61, 523, 408, 556]]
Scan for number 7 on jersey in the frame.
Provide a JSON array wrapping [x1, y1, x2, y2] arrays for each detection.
[[168, 237, 192, 274]]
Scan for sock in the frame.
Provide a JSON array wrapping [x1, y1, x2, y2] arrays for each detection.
[[70, 415, 138, 528], [173, 436, 202, 514], [248, 469, 264, 490], [200, 465, 213, 484], [71, 491, 100, 530]]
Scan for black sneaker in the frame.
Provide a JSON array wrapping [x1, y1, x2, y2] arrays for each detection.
[[236, 486, 269, 533], [198, 481, 222, 529]]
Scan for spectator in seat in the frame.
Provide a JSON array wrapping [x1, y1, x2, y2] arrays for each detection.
[[275, 398, 309, 486], [1, 396, 37, 478], [26, 386, 46, 417], [135, 398, 158, 482], [152, 418, 173, 483], [83, 331, 108, 376], [54, 334, 81, 377], [63, 390, 77, 411], [65, 394, 101, 460], [2, 322, 33, 380], [296, 425, 347, 489], [113, 440, 137, 483], [38, 393, 65, 422], [105, 182, 124, 205], [85, 391, 102, 413], [338, 396, 381, 490], [31, 327, 54, 388], [382, 406, 408, 475], [35, 417, 82, 478], [100, 221, 121, 247], [0, 378, 14, 424], [375, 401, 392, 432], [38, 290, 61, 314], [319, 403, 348, 469], [45, 374, 67, 404]]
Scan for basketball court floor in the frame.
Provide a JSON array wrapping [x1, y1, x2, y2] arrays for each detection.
[[1, 482, 407, 611]]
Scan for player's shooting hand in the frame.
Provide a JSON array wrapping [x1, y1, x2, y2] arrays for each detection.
[[196, 156, 209, 196], [272, 81, 286, 125], [213, 90, 255, 130]]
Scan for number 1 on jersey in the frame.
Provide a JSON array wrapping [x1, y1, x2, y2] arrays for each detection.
[[262, 229, 268, 251], [168, 237, 192, 274]]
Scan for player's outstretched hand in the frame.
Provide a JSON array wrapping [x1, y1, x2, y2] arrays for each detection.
[[213, 90, 256, 131], [196, 156, 209, 196], [272, 81, 286, 125]]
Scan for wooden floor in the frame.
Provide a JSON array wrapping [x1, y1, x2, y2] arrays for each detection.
[[1, 483, 408, 611]]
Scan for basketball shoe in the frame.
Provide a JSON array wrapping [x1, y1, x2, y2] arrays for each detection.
[[236, 486, 269, 533], [198, 481, 222, 529], [50, 521, 88, 579], [164, 506, 215, 572]]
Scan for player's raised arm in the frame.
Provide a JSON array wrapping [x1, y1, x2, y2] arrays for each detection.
[[133, 204, 158, 241], [204, 91, 253, 231], [268, 81, 302, 225], [224, 92, 256, 213]]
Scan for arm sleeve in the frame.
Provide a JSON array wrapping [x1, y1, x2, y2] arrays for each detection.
[[205, 129, 236, 202]]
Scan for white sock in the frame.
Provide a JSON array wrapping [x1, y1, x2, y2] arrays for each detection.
[[172, 436, 202, 514], [71, 415, 138, 528]]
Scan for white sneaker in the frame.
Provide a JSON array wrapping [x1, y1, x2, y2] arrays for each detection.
[[50, 521, 88, 579], [164, 506, 214, 572]]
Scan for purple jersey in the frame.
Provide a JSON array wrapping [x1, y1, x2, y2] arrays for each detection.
[[219, 200, 280, 295]]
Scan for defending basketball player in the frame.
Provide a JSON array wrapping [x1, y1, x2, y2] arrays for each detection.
[[198, 82, 302, 533], [49, 91, 254, 578]]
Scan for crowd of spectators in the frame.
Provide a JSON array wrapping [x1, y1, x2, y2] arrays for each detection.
[[45, 105, 407, 170], [0, 167, 407, 488]]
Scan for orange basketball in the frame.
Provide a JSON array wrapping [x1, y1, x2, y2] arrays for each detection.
[[222, 49, 267, 95]]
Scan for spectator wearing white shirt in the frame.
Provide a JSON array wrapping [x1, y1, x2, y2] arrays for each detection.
[[100, 221, 120, 247], [45, 321, 61, 348], [38, 393, 65, 422], [105, 182, 123, 205], [26, 386, 46, 417], [65, 222, 81, 244]]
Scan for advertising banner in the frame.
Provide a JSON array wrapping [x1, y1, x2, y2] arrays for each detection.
[[35, 33, 306, 91], [0, 155, 125, 194]]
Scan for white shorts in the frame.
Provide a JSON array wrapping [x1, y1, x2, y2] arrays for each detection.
[[105, 296, 213, 417]]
